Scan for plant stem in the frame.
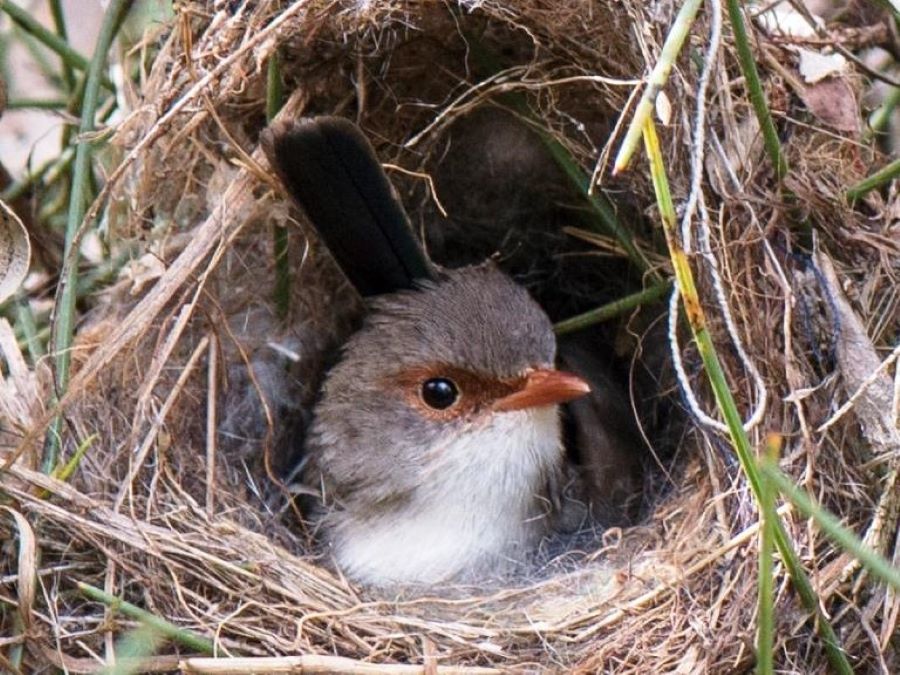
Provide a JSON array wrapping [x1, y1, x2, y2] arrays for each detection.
[[613, 0, 704, 174], [48, 0, 75, 92], [554, 281, 670, 335], [44, 0, 133, 473], [0, 0, 114, 90], [756, 434, 778, 675], [761, 462, 900, 591], [0, 148, 74, 203], [77, 582, 216, 655], [724, 0, 787, 179], [865, 85, 900, 142], [15, 292, 44, 362], [6, 97, 68, 109], [846, 156, 900, 202], [642, 119, 851, 674], [541, 131, 655, 276]]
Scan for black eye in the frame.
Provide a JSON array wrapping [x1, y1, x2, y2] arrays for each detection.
[[421, 378, 459, 410]]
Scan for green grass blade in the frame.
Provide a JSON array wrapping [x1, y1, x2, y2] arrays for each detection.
[[761, 462, 900, 591], [0, 0, 114, 90], [865, 85, 900, 141], [846, 157, 900, 203], [44, 0, 133, 473], [15, 292, 44, 362], [642, 119, 852, 674], [724, 0, 787, 179], [554, 281, 670, 335], [77, 582, 216, 655], [540, 132, 655, 276], [613, 0, 704, 174], [756, 435, 778, 674], [6, 97, 68, 110], [48, 0, 75, 92]]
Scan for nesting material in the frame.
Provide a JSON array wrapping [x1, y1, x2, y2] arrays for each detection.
[[1, 1, 898, 672]]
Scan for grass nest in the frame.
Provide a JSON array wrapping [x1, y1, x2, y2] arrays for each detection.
[[1, 0, 899, 672]]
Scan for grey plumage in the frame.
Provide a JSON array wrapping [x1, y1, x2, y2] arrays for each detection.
[[304, 263, 556, 507]]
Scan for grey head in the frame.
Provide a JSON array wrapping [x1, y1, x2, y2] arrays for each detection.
[[304, 262, 559, 508]]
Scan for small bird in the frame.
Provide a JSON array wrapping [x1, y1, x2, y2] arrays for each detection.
[[263, 117, 636, 586]]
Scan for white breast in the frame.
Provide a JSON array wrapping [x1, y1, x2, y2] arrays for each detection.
[[329, 406, 562, 586]]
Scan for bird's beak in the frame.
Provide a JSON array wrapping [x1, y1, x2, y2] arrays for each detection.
[[492, 368, 591, 412]]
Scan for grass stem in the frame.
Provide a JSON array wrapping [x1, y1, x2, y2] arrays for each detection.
[[761, 462, 900, 591], [846, 156, 900, 202], [755, 434, 778, 675], [0, 0, 114, 90], [6, 97, 69, 110], [44, 0, 133, 473], [48, 0, 75, 92], [15, 292, 44, 363], [77, 582, 216, 655], [642, 118, 851, 674], [724, 0, 787, 179], [554, 281, 670, 335], [613, 0, 703, 174], [865, 85, 900, 142]]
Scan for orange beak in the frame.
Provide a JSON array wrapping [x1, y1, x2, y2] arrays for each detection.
[[492, 369, 591, 412]]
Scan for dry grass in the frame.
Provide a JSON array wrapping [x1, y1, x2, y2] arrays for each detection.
[[1, 1, 898, 672]]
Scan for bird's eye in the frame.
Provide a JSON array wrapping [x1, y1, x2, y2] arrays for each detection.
[[421, 378, 459, 410]]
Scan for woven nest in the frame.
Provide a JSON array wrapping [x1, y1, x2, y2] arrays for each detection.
[[2, 1, 899, 672]]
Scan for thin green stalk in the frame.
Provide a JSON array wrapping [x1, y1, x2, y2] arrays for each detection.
[[11, 247, 135, 359], [540, 132, 655, 276], [865, 85, 900, 142], [267, 50, 290, 320], [554, 281, 671, 335], [613, 0, 704, 174], [51, 433, 94, 482], [39, 434, 94, 499], [44, 0, 133, 473], [11, 21, 59, 85], [756, 435, 778, 675], [77, 582, 216, 655], [0, 0, 114, 90], [761, 463, 900, 591], [9, 613, 24, 670], [48, 0, 75, 92], [16, 324, 50, 357], [642, 119, 851, 675], [266, 50, 283, 121], [724, 0, 787, 179], [846, 157, 900, 202], [6, 97, 68, 110]]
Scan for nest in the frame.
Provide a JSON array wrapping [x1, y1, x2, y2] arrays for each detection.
[[2, 1, 899, 672]]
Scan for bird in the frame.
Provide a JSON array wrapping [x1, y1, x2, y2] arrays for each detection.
[[262, 116, 640, 587]]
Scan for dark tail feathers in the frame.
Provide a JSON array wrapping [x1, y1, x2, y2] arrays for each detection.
[[263, 116, 435, 297]]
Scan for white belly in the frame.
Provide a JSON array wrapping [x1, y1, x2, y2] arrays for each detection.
[[329, 407, 562, 586]]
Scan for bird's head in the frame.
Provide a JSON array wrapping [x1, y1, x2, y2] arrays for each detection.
[[307, 263, 590, 502]]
